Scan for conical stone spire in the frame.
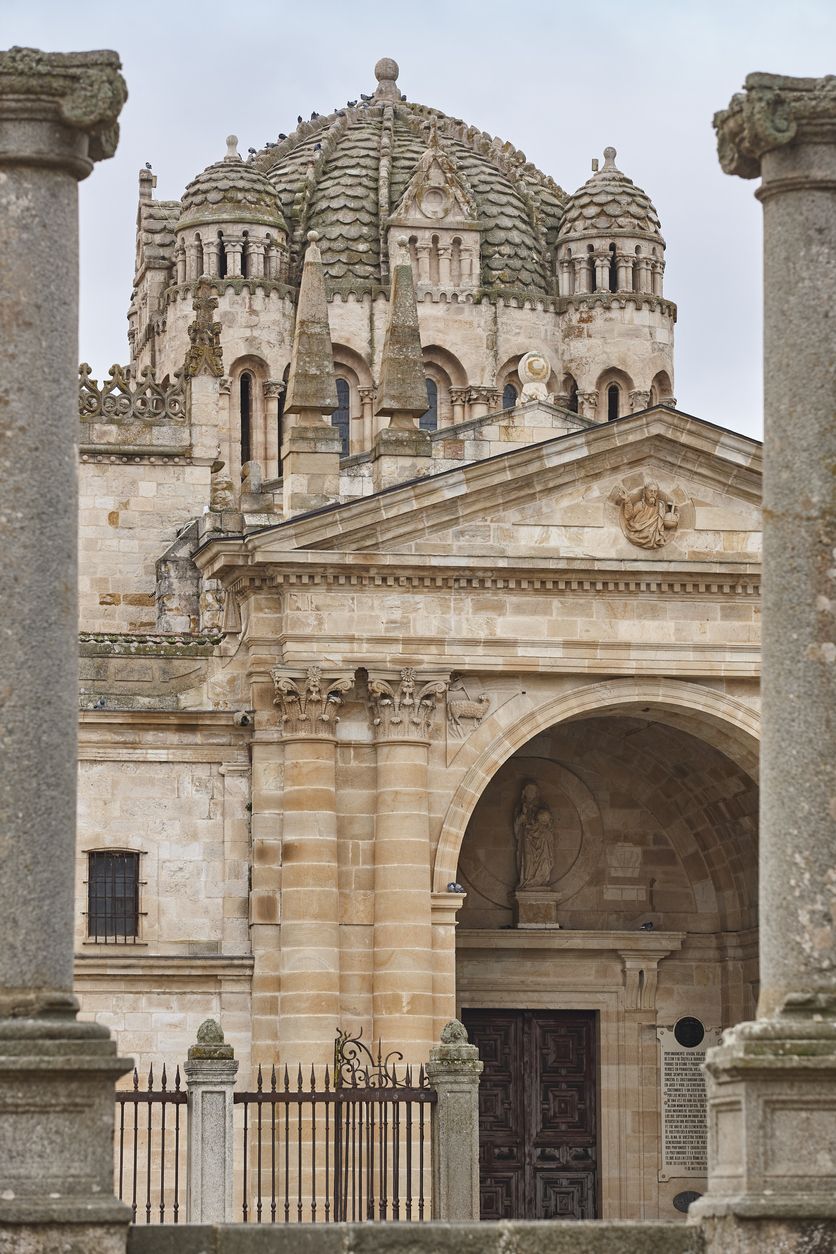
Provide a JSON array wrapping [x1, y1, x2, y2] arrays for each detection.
[[375, 236, 429, 429], [284, 230, 338, 421]]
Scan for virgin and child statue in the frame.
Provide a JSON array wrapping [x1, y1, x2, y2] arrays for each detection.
[[513, 780, 555, 890]]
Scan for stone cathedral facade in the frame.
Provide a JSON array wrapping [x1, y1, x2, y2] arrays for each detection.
[[75, 58, 762, 1221]]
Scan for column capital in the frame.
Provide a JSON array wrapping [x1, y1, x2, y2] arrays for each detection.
[[0, 46, 127, 178], [271, 663, 354, 737], [367, 667, 450, 741], [715, 72, 836, 180]]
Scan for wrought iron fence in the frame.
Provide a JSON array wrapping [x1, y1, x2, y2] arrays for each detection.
[[234, 1031, 435, 1223], [115, 1065, 187, 1223]]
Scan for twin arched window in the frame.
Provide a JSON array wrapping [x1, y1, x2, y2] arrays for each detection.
[[502, 383, 518, 411]]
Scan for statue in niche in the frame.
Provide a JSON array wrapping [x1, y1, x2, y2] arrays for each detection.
[[617, 481, 680, 549], [513, 781, 554, 889]]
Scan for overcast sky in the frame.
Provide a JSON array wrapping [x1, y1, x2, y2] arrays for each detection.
[[7, 0, 835, 439]]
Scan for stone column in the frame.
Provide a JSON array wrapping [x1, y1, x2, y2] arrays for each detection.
[[184, 1019, 239, 1224], [579, 389, 600, 420], [431, 891, 465, 1037], [367, 669, 448, 1060], [616, 253, 632, 291], [272, 665, 353, 1065], [263, 379, 283, 480], [0, 46, 129, 1254], [425, 1020, 483, 1220], [202, 236, 220, 277], [559, 257, 573, 296], [224, 236, 244, 277], [691, 75, 836, 1252], [449, 386, 468, 425], [358, 384, 376, 448], [247, 239, 265, 278]]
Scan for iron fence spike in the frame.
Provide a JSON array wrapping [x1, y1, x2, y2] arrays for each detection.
[[161, 1063, 167, 1091], [147, 1064, 153, 1090], [133, 1066, 139, 1090], [257, 1063, 263, 1092]]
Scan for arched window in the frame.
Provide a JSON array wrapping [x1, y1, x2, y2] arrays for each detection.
[[420, 378, 438, 432], [568, 380, 579, 413], [607, 384, 620, 422], [588, 244, 596, 293], [502, 383, 518, 411], [217, 232, 227, 279], [609, 243, 618, 293], [241, 232, 249, 279], [240, 372, 253, 465], [331, 377, 350, 454]]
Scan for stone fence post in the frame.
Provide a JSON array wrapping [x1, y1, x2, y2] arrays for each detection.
[[425, 1019, 483, 1220], [184, 1019, 239, 1223]]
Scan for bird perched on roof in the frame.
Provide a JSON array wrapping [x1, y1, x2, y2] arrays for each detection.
[[144, 162, 152, 170], [277, 133, 287, 141], [360, 92, 372, 101], [248, 147, 256, 154], [347, 99, 357, 107], [297, 115, 303, 124], [311, 111, 320, 119]]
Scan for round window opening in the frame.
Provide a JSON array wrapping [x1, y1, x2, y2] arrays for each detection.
[[673, 1189, 703, 1214], [674, 1016, 705, 1049]]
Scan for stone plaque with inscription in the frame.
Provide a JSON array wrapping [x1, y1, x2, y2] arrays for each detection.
[[657, 1024, 722, 1181]]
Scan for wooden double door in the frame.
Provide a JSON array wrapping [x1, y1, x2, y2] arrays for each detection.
[[462, 1009, 598, 1220]]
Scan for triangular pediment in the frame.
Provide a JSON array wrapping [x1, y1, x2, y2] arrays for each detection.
[[245, 408, 762, 566], [390, 124, 478, 227]]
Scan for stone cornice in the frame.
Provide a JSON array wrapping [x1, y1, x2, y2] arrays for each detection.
[[715, 72, 836, 179], [206, 549, 761, 600], [0, 46, 127, 174]]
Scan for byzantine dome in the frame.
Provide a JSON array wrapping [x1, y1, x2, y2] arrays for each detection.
[[177, 136, 287, 232], [558, 147, 663, 243], [247, 59, 567, 295]]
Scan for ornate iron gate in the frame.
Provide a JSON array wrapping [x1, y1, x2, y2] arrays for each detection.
[[234, 1030, 436, 1223]]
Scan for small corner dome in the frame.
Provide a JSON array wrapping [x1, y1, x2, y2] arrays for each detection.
[[176, 135, 287, 233], [557, 147, 663, 244]]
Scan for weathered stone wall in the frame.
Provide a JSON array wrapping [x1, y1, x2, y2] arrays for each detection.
[[79, 457, 211, 631]]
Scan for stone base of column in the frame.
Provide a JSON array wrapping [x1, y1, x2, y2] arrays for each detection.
[[690, 995, 836, 1251], [372, 427, 431, 490], [281, 424, 342, 516], [0, 1009, 132, 1250]]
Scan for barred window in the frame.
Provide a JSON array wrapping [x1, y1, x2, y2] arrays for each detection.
[[86, 851, 141, 942]]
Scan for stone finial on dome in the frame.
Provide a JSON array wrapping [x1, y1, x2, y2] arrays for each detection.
[[374, 56, 401, 102], [602, 145, 618, 171], [224, 134, 240, 162]]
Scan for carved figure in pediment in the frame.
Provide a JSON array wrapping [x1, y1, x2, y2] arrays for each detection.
[[514, 781, 554, 889], [617, 481, 679, 549]]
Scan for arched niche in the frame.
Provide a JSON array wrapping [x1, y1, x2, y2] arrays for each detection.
[[432, 677, 760, 894]]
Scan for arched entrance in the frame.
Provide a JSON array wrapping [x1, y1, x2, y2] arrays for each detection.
[[433, 680, 759, 1223]]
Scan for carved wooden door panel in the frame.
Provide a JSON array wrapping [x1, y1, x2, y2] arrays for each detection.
[[462, 1009, 598, 1220]]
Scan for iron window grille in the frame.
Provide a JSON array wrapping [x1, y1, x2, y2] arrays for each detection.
[[85, 850, 143, 943]]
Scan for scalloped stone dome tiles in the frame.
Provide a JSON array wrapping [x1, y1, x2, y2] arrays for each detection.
[[248, 74, 567, 294], [558, 147, 663, 242], [178, 135, 287, 232]]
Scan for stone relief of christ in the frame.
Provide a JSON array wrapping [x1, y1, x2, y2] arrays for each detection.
[[616, 481, 680, 549], [513, 780, 555, 889]]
